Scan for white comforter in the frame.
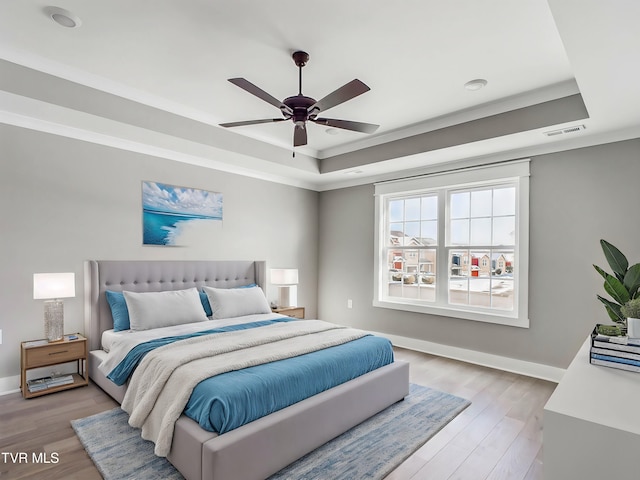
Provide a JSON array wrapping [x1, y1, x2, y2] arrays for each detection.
[[120, 319, 369, 456]]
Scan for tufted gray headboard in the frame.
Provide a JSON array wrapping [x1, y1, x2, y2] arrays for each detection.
[[84, 260, 267, 351]]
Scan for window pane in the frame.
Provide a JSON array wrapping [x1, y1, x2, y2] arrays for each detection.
[[419, 249, 436, 302], [389, 223, 404, 246], [493, 216, 515, 245], [405, 250, 419, 274], [450, 192, 469, 219], [421, 196, 438, 220], [491, 279, 514, 310], [389, 200, 404, 222], [492, 251, 514, 276], [469, 278, 491, 307], [450, 219, 469, 245], [470, 250, 491, 277], [493, 187, 515, 216], [449, 277, 468, 305], [405, 221, 420, 238], [449, 250, 469, 277], [419, 250, 436, 274], [470, 218, 491, 245], [470, 189, 492, 217], [405, 198, 421, 221], [421, 220, 437, 245]]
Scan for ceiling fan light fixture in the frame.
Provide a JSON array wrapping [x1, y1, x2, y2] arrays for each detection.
[[464, 79, 488, 91], [45, 6, 81, 28]]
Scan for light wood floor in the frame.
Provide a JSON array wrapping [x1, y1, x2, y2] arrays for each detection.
[[0, 347, 557, 480]]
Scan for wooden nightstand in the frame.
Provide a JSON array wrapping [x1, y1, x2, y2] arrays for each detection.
[[20, 334, 88, 399], [272, 306, 305, 319]]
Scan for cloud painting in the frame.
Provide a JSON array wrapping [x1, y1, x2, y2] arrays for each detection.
[[142, 181, 223, 246]]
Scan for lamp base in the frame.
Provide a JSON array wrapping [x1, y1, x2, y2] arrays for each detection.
[[44, 299, 64, 342], [278, 285, 297, 308]]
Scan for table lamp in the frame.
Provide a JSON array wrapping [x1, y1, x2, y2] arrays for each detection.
[[270, 268, 298, 308], [33, 272, 75, 342]]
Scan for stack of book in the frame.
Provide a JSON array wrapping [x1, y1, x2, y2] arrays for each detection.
[[27, 374, 74, 393], [591, 325, 640, 372]]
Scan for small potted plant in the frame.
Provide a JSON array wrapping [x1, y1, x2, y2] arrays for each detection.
[[621, 298, 640, 338], [593, 239, 640, 332]]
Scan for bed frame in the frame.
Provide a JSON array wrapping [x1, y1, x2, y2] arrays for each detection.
[[84, 260, 410, 480]]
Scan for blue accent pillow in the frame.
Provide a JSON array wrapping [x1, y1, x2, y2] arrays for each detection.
[[106, 290, 130, 332], [199, 291, 213, 317]]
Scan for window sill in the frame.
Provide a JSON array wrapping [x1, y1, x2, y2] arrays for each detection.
[[373, 298, 529, 328]]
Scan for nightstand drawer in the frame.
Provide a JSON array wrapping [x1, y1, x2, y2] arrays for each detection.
[[272, 306, 305, 319], [286, 308, 305, 319], [24, 341, 85, 368]]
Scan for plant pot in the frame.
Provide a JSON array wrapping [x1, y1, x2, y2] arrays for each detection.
[[627, 318, 640, 338]]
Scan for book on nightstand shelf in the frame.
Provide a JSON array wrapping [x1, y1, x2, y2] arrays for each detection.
[[27, 374, 74, 392], [590, 325, 640, 372]]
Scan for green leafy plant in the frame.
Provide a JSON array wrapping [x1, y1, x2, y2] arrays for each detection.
[[621, 298, 640, 319], [593, 239, 640, 324]]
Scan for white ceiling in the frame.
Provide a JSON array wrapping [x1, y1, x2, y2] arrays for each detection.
[[1, 0, 639, 190]]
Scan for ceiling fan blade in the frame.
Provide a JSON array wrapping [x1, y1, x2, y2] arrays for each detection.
[[312, 117, 379, 134], [220, 118, 287, 128], [310, 79, 371, 114], [293, 124, 307, 147], [228, 78, 293, 115]]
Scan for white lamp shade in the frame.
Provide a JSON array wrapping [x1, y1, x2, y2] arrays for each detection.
[[270, 268, 298, 285], [33, 272, 76, 299]]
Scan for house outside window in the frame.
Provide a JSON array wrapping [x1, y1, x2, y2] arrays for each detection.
[[373, 160, 530, 327]]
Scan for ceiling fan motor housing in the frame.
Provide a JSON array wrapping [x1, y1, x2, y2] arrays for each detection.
[[283, 95, 316, 123]]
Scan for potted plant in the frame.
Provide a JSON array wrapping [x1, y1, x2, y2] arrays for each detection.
[[593, 239, 640, 331], [621, 298, 640, 338]]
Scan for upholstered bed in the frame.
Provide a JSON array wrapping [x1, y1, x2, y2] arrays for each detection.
[[84, 260, 410, 480]]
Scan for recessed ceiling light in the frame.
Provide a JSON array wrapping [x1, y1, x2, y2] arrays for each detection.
[[44, 7, 82, 28], [325, 128, 340, 135], [464, 79, 488, 91]]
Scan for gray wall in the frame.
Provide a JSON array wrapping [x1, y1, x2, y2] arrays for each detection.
[[318, 138, 640, 369], [0, 124, 319, 380]]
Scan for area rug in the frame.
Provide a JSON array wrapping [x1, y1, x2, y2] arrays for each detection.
[[71, 383, 469, 480]]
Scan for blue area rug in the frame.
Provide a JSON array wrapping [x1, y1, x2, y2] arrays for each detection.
[[71, 383, 469, 480]]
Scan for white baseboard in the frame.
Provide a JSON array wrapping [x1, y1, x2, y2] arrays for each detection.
[[374, 331, 565, 383], [0, 375, 21, 396]]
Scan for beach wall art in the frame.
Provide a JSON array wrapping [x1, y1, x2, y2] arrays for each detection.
[[142, 181, 223, 246]]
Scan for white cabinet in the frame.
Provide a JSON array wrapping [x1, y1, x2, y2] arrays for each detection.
[[544, 337, 640, 480]]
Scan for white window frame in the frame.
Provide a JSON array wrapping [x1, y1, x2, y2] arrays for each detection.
[[373, 160, 530, 328]]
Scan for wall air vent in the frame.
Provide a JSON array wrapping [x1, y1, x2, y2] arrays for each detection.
[[543, 124, 586, 137]]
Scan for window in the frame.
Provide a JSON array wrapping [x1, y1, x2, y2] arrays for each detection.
[[374, 160, 529, 327]]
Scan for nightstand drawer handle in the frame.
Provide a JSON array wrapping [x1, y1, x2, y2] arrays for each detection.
[[49, 350, 69, 356]]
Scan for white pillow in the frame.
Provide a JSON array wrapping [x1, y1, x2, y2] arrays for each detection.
[[203, 285, 271, 319], [123, 288, 209, 331]]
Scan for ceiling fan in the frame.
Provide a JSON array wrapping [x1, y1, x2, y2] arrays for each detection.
[[220, 51, 379, 148]]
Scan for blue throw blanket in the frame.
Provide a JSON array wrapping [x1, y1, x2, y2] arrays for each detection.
[[108, 319, 394, 434], [185, 335, 394, 433]]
